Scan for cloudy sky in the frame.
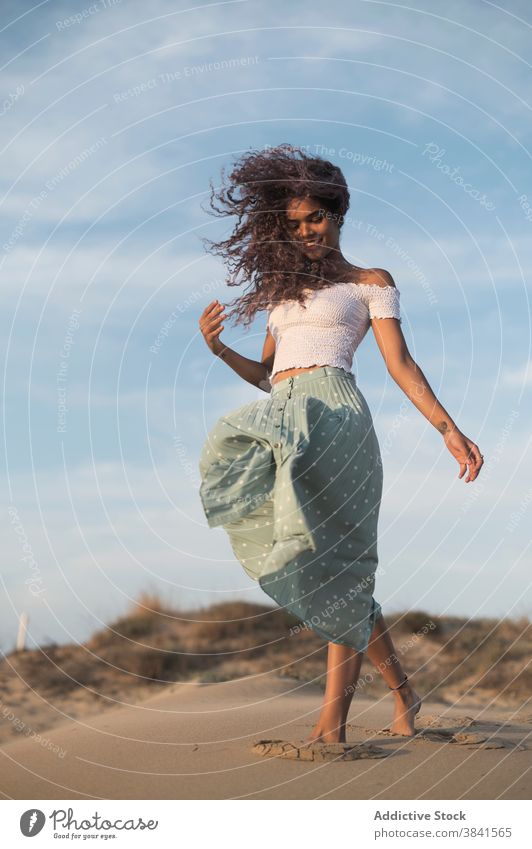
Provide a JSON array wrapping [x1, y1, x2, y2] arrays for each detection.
[[1, 0, 531, 651]]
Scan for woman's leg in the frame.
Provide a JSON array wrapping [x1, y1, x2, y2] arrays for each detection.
[[307, 612, 422, 744], [306, 642, 364, 744], [364, 611, 422, 735]]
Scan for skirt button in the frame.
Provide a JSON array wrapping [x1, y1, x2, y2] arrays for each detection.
[[273, 442, 281, 448]]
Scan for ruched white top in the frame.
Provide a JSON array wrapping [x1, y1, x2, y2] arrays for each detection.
[[266, 282, 401, 381]]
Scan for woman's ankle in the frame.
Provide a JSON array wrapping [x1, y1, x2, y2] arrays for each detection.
[[389, 674, 412, 696], [314, 708, 345, 731]]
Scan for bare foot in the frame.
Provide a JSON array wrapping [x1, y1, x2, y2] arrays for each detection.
[[306, 716, 346, 744], [389, 683, 422, 737]]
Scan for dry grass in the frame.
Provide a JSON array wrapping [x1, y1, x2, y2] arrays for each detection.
[[0, 593, 530, 745]]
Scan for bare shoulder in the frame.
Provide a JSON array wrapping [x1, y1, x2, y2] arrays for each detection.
[[358, 268, 395, 288], [338, 264, 397, 289], [363, 267, 396, 288]]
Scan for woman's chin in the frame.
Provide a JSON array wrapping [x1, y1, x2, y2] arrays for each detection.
[[303, 246, 328, 260]]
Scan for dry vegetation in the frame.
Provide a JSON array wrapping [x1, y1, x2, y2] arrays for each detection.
[[0, 591, 530, 745]]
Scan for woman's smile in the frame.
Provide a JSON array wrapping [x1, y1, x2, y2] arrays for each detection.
[[284, 196, 340, 259]]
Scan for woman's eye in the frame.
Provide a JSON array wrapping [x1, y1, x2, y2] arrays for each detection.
[[286, 215, 321, 230]]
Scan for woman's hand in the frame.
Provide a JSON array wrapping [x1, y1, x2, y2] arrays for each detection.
[[443, 428, 484, 482], [199, 300, 227, 355]]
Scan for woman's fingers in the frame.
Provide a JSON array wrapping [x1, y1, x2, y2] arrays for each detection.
[[460, 442, 483, 482], [198, 301, 228, 354], [200, 302, 226, 336], [201, 302, 221, 320], [200, 302, 214, 323], [201, 301, 224, 319], [448, 433, 483, 483], [206, 310, 226, 333], [207, 305, 225, 321]]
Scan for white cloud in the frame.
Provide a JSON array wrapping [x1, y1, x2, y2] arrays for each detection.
[[501, 361, 532, 386]]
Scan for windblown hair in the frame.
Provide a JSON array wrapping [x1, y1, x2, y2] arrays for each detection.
[[201, 143, 351, 328]]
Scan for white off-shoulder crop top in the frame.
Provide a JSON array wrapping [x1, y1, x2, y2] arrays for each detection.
[[266, 282, 401, 381]]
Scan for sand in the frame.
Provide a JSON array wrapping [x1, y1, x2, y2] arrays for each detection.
[[0, 672, 529, 800]]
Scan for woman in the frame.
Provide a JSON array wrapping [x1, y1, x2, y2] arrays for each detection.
[[198, 144, 483, 746]]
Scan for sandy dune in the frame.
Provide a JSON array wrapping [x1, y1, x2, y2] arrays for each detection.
[[0, 672, 529, 800]]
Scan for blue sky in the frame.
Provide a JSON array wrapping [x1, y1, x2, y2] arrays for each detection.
[[1, 0, 531, 652]]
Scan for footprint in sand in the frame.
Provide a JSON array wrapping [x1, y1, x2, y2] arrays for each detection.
[[251, 740, 391, 762], [356, 714, 528, 750]]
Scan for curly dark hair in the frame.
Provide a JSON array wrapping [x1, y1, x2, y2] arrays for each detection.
[[201, 143, 351, 328]]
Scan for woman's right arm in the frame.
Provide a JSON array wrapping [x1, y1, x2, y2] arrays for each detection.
[[199, 300, 274, 392]]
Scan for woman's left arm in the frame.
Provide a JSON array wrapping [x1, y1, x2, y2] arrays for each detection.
[[371, 309, 484, 483]]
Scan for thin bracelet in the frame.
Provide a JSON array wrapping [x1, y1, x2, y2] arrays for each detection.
[[217, 347, 229, 360]]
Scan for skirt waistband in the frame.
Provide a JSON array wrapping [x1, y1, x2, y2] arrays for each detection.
[[270, 365, 355, 396]]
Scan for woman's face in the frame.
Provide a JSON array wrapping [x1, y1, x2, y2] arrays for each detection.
[[285, 196, 341, 260]]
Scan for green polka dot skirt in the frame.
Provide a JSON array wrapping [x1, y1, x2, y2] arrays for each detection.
[[199, 366, 383, 652]]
